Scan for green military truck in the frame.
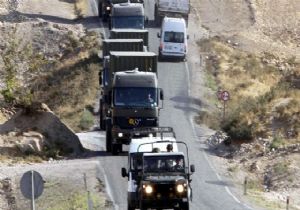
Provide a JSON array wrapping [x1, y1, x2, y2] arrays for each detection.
[[100, 51, 163, 155], [99, 39, 145, 130]]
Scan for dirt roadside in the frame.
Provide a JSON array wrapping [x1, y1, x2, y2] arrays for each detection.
[[188, 0, 300, 209], [0, 0, 112, 209]]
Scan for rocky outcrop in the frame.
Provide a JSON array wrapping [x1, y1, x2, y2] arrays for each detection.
[[0, 107, 84, 155]]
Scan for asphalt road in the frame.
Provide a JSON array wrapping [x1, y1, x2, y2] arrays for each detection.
[[86, 0, 257, 209]]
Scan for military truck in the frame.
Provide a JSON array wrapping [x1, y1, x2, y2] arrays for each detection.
[[99, 51, 158, 131], [121, 127, 195, 210], [99, 39, 145, 130], [105, 69, 164, 155], [154, 0, 190, 26], [109, 2, 145, 30]]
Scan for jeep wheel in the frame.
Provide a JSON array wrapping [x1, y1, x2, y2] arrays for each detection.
[[127, 204, 135, 210], [106, 130, 112, 153], [178, 202, 189, 210]]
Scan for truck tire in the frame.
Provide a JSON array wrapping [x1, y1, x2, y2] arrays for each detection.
[[106, 129, 112, 153], [98, 3, 103, 17], [99, 100, 105, 130], [112, 144, 119, 155]]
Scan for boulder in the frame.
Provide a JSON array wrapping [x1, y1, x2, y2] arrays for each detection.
[[0, 108, 84, 155]]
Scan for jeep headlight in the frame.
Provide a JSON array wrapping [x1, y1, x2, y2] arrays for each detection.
[[118, 133, 123, 137], [176, 184, 184, 193], [143, 184, 153, 194]]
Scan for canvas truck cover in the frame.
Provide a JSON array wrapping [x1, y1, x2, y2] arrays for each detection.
[[110, 29, 149, 48], [102, 39, 144, 57], [109, 51, 157, 74]]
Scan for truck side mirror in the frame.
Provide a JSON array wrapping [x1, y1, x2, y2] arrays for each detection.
[[187, 35, 190, 40], [157, 32, 161, 38], [160, 89, 164, 100], [190, 164, 195, 173], [121, 168, 128, 177], [145, 17, 149, 24]]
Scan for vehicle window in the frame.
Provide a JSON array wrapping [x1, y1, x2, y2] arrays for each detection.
[[143, 155, 185, 173], [164, 31, 184, 43], [114, 87, 158, 107]]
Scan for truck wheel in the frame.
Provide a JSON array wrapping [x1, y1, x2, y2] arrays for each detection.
[[98, 3, 103, 17], [106, 130, 112, 153], [112, 144, 119, 155], [99, 100, 105, 130]]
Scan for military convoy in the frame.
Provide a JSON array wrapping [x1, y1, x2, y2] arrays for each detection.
[[97, 1, 194, 209]]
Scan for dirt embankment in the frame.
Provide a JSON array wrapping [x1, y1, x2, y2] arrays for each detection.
[[189, 0, 300, 209], [0, 0, 110, 209]]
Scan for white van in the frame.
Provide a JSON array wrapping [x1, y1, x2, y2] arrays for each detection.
[[157, 17, 188, 61]]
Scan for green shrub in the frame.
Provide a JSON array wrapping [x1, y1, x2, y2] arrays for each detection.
[[79, 109, 94, 130], [269, 135, 284, 150]]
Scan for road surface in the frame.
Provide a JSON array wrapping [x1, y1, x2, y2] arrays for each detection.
[[85, 0, 258, 209]]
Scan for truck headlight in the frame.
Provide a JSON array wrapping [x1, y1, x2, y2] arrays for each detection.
[[143, 185, 153, 194], [106, 6, 110, 10], [118, 133, 123, 137], [176, 184, 184, 193]]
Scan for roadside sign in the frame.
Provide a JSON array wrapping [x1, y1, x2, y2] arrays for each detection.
[[221, 91, 230, 101], [20, 170, 44, 200]]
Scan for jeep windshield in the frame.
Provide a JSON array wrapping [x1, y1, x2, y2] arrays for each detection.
[[112, 16, 144, 29], [143, 155, 185, 174], [114, 87, 158, 108]]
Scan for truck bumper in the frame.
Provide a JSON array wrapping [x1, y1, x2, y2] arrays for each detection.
[[141, 198, 188, 209]]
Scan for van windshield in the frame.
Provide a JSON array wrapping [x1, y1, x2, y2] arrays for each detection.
[[164, 31, 184, 43]]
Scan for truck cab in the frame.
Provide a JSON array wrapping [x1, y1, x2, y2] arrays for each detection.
[[121, 127, 195, 210], [109, 2, 145, 30]]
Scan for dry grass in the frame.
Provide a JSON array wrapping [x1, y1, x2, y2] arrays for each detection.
[[74, 0, 88, 19], [198, 38, 300, 142]]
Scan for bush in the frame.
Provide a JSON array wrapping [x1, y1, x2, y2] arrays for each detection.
[[269, 135, 284, 150], [79, 109, 94, 130], [222, 119, 253, 141]]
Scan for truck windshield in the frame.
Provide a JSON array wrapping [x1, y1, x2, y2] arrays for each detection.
[[114, 87, 158, 107], [112, 16, 144, 29], [164, 31, 184, 43], [143, 155, 185, 173]]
